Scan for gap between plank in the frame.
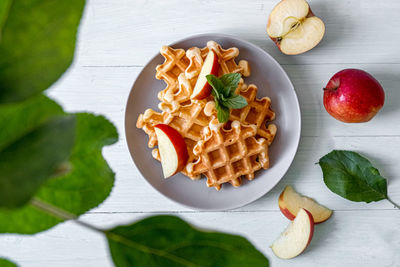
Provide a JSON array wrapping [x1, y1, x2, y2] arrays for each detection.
[[80, 62, 400, 68], [86, 208, 399, 215]]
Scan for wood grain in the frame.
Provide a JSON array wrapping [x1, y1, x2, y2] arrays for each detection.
[[1, 211, 399, 266], [75, 0, 400, 66], [44, 65, 400, 213], [2, 0, 400, 266]]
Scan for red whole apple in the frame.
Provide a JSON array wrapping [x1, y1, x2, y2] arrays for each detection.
[[323, 69, 385, 123]]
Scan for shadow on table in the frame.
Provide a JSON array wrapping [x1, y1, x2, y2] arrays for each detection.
[[370, 70, 400, 117], [304, 212, 336, 256]]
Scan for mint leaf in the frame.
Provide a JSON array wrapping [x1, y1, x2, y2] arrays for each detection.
[[0, 113, 118, 234], [222, 95, 248, 109], [216, 101, 230, 123], [210, 85, 220, 100], [206, 74, 224, 98], [319, 150, 388, 203], [220, 73, 241, 97], [107, 215, 269, 267], [0, 0, 85, 103], [207, 74, 247, 123]]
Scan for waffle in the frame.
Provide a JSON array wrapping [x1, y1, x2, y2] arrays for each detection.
[[137, 40, 277, 190], [187, 119, 269, 190], [156, 41, 251, 107], [136, 100, 213, 179], [204, 83, 277, 145]]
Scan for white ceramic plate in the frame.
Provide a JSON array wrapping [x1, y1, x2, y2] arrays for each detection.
[[125, 34, 301, 210]]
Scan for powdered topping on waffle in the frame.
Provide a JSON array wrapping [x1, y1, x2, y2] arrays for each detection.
[[204, 83, 277, 145], [137, 40, 277, 189], [187, 119, 269, 190], [157, 42, 251, 107], [206, 41, 251, 77], [156, 46, 189, 102], [158, 73, 192, 113], [137, 100, 214, 179], [185, 47, 204, 80]]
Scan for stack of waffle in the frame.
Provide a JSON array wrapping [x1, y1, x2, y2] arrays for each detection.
[[136, 41, 277, 190]]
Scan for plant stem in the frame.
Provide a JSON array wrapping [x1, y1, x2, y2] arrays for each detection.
[[30, 198, 197, 266], [30, 198, 104, 234], [387, 196, 400, 209]]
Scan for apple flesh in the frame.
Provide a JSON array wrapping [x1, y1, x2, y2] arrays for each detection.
[[267, 0, 325, 55], [154, 124, 189, 178], [191, 50, 219, 100], [279, 185, 332, 224], [271, 208, 314, 259], [323, 69, 385, 123]]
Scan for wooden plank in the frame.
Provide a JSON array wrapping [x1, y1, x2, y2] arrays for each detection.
[[46, 65, 400, 212], [74, 0, 400, 66], [1, 211, 399, 266], [49, 64, 400, 138]]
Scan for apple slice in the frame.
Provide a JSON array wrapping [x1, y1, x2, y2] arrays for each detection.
[[271, 208, 314, 259], [154, 124, 189, 178], [191, 50, 219, 100], [279, 185, 332, 224], [266, 0, 325, 55]]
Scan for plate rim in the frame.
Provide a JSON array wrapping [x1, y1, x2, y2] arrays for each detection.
[[124, 33, 301, 210]]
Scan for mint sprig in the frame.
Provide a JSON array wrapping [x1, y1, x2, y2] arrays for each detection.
[[206, 73, 248, 123]]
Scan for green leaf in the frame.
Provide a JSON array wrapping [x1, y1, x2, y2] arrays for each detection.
[[0, 0, 11, 38], [0, 0, 86, 103], [0, 258, 18, 267], [0, 113, 118, 234], [206, 74, 247, 123], [319, 150, 388, 203], [107, 215, 269, 267], [219, 73, 241, 97], [206, 74, 224, 98], [0, 115, 76, 209], [222, 95, 248, 109], [0, 94, 64, 151], [216, 102, 230, 123]]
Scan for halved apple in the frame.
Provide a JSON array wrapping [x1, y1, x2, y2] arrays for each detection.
[[266, 0, 325, 55], [154, 124, 189, 178], [271, 208, 314, 259], [190, 50, 219, 100], [279, 185, 332, 224]]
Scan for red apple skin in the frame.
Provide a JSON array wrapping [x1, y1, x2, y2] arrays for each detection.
[[278, 191, 296, 221], [267, 9, 316, 53], [323, 69, 385, 123], [302, 209, 315, 248], [154, 124, 189, 175], [278, 187, 332, 224], [192, 51, 219, 100]]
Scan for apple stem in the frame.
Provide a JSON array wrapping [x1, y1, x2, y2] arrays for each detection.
[[387, 196, 400, 209], [324, 78, 340, 91]]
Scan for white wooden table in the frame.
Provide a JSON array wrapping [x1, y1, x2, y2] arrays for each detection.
[[1, 0, 400, 266]]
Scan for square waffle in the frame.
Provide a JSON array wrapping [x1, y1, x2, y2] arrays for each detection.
[[136, 40, 276, 189], [156, 41, 250, 107], [204, 83, 277, 145], [187, 119, 269, 190], [137, 100, 212, 179]]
